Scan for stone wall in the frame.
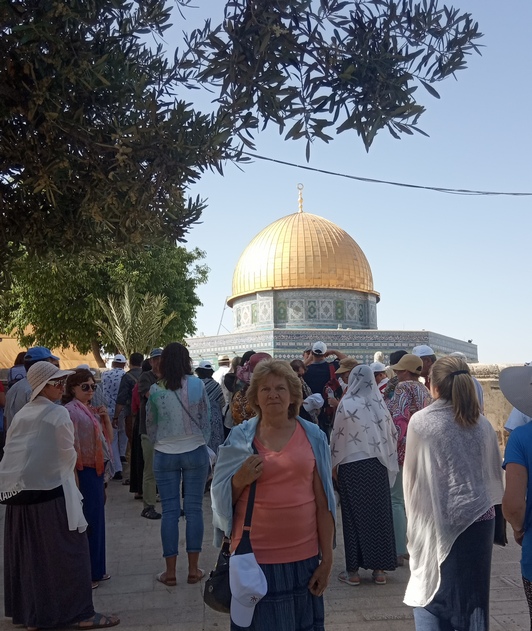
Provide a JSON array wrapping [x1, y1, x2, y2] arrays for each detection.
[[471, 363, 514, 452]]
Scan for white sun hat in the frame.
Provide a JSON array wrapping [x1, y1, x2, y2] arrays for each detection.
[[499, 365, 532, 418], [26, 362, 75, 401]]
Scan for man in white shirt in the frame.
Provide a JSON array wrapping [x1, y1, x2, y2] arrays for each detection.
[[213, 355, 231, 404]]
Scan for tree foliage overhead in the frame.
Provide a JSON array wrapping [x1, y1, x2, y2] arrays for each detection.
[[0, 0, 481, 262], [184, 0, 482, 156], [0, 0, 235, 262], [0, 244, 208, 360]]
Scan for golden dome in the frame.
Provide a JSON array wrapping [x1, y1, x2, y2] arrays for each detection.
[[228, 211, 379, 306]]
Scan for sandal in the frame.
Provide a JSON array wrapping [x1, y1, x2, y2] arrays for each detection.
[[75, 612, 120, 629], [187, 568, 205, 584], [372, 570, 387, 585], [156, 572, 176, 587], [338, 571, 360, 586]]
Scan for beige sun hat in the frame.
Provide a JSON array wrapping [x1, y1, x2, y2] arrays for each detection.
[[335, 358, 358, 375], [390, 354, 423, 375], [26, 362, 75, 401]]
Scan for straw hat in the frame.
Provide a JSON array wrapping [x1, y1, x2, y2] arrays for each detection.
[[26, 362, 75, 401]]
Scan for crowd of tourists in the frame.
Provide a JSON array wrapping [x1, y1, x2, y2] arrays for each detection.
[[0, 341, 531, 631]]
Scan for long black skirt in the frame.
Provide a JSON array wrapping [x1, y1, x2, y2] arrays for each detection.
[[4, 495, 94, 628], [338, 458, 397, 572], [416, 518, 495, 631]]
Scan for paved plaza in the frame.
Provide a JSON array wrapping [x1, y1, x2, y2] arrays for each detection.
[[0, 476, 530, 631]]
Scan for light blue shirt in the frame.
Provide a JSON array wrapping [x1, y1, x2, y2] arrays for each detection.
[[4, 378, 32, 432], [505, 407, 532, 432], [211, 416, 336, 547]]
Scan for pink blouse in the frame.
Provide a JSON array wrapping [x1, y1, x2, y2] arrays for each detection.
[[64, 400, 110, 475]]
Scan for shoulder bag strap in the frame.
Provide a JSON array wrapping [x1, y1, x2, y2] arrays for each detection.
[[235, 443, 259, 555], [173, 389, 200, 429]]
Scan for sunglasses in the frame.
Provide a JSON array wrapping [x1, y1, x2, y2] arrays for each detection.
[[48, 379, 66, 388], [79, 383, 98, 392]]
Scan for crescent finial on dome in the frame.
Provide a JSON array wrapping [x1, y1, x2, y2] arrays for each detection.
[[297, 183, 304, 213]]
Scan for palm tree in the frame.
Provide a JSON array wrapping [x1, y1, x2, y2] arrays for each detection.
[[96, 285, 176, 357]]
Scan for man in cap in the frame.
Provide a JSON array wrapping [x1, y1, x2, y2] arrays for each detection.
[[370, 361, 389, 395], [412, 345, 437, 390], [101, 354, 127, 480], [382, 350, 407, 401], [213, 355, 231, 404], [4, 346, 60, 432], [137, 349, 163, 519], [303, 341, 346, 439]]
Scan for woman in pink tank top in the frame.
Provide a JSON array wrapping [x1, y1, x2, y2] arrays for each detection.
[[212, 359, 336, 631]]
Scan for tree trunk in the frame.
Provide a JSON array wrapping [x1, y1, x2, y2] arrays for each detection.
[[91, 339, 106, 367]]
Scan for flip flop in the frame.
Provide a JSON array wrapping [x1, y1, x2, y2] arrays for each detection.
[[156, 572, 176, 587], [75, 612, 120, 629], [338, 571, 360, 586], [187, 568, 205, 584]]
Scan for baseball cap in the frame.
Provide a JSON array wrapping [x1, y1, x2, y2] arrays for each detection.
[[370, 361, 387, 373], [199, 360, 214, 370], [412, 345, 435, 358], [25, 346, 59, 362], [335, 357, 358, 374], [302, 393, 324, 413], [390, 354, 423, 374], [229, 552, 268, 628], [27, 362, 75, 401], [312, 341, 327, 355], [113, 354, 127, 364], [149, 348, 163, 359]]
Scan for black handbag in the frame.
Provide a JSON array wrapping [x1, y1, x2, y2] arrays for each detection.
[[493, 504, 508, 547], [204, 454, 258, 613], [204, 537, 232, 613]]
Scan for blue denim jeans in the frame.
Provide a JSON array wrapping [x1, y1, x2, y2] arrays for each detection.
[[153, 445, 210, 558]]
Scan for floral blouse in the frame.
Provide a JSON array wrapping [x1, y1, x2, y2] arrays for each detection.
[[386, 380, 432, 466]]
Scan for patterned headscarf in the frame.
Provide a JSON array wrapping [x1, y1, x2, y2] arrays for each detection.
[[331, 364, 399, 486]]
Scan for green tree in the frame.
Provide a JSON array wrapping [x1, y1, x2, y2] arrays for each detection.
[[96, 285, 176, 358], [1, 0, 481, 264], [0, 244, 208, 364]]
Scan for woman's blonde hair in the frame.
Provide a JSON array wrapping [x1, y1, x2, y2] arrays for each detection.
[[246, 359, 303, 419], [430, 356, 480, 426]]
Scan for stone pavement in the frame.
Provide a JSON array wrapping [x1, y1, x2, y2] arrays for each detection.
[[0, 477, 530, 631]]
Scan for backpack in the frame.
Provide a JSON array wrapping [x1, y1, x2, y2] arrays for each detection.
[[322, 364, 341, 421], [7, 366, 26, 389]]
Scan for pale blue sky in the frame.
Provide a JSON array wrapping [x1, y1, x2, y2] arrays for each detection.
[[169, 2, 531, 364]]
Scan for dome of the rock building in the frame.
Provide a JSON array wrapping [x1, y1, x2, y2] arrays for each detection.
[[228, 211, 379, 306]]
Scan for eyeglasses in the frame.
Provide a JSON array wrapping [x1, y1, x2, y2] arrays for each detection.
[[48, 379, 66, 388], [79, 383, 98, 392]]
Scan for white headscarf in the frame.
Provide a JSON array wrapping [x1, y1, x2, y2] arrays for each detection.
[[330, 364, 399, 486]]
